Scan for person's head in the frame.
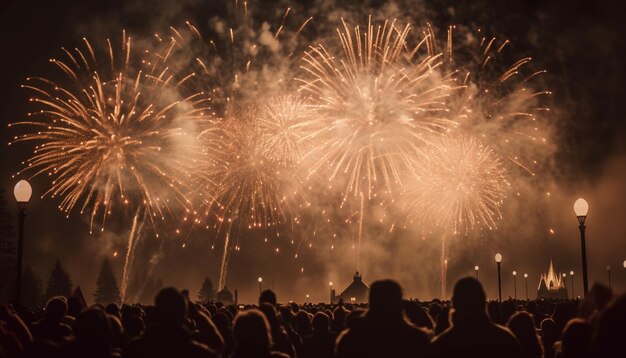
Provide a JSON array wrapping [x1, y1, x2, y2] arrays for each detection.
[[105, 303, 120, 318], [312, 312, 330, 333], [74, 308, 113, 350], [367, 279, 404, 322], [154, 287, 187, 325], [561, 318, 592, 358], [451, 277, 486, 315], [404, 300, 434, 329], [259, 289, 277, 306], [508, 312, 542, 357], [124, 315, 145, 339], [45, 296, 68, 322], [258, 303, 279, 329], [293, 310, 313, 335], [233, 309, 272, 353]]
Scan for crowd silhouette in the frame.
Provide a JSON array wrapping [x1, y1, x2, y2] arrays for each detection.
[[1, 277, 625, 357]]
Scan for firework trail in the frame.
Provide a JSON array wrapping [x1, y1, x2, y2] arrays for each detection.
[[121, 208, 146, 302], [298, 16, 460, 203]]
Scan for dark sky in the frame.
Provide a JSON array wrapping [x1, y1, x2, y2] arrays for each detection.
[[1, 0, 625, 304]]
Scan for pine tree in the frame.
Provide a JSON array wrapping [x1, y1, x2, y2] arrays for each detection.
[[197, 277, 216, 303], [0, 189, 16, 302], [93, 257, 121, 305], [22, 266, 43, 307], [45, 259, 73, 299]]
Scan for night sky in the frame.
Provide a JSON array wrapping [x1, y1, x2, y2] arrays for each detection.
[[1, 0, 625, 304]]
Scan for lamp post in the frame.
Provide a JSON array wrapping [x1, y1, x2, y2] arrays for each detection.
[[606, 266, 612, 289], [574, 198, 589, 296], [524, 274, 528, 300], [305, 294, 309, 304], [329, 281, 333, 304], [570, 271, 575, 299], [475, 266, 479, 280], [13, 180, 32, 305], [495, 253, 502, 302], [258, 277, 263, 296], [512, 271, 517, 299]]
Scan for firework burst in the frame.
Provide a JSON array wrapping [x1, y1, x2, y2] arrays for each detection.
[[298, 17, 460, 202], [403, 135, 509, 234], [9, 32, 204, 232]]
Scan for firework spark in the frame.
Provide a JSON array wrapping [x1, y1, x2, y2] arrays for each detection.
[[298, 17, 460, 202]]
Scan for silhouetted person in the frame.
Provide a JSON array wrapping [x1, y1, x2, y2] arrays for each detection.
[[403, 300, 434, 333], [260, 290, 277, 306], [525, 301, 545, 328], [591, 293, 626, 356], [30, 296, 72, 344], [302, 312, 336, 358], [431, 277, 523, 358], [231, 309, 289, 358], [293, 310, 313, 337], [336, 279, 430, 357], [258, 303, 296, 357], [331, 306, 347, 334], [552, 318, 592, 358], [124, 287, 217, 358], [508, 311, 543, 358], [540, 318, 558, 358], [213, 311, 234, 356], [63, 308, 117, 358], [434, 306, 450, 336]]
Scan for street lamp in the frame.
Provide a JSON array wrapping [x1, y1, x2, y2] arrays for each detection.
[[13, 180, 32, 304], [329, 281, 333, 304], [574, 198, 589, 296], [475, 266, 479, 280], [306, 294, 310, 304], [258, 277, 263, 296], [495, 253, 502, 302], [606, 266, 612, 289], [570, 271, 575, 299], [524, 274, 528, 300], [512, 271, 517, 299]]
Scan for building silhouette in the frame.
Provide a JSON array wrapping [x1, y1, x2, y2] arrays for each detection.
[[216, 286, 235, 305], [537, 259, 568, 300], [333, 272, 369, 304]]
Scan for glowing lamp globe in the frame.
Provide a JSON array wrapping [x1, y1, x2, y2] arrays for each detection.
[[524, 273, 528, 278], [258, 277, 262, 283], [570, 270, 574, 276], [495, 253, 502, 263], [13, 180, 32, 203], [474, 266, 479, 271], [574, 198, 589, 217], [562, 273, 566, 277], [623, 261, 626, 269], [513, 271, 517, 276], [329, 281, 333, 286]]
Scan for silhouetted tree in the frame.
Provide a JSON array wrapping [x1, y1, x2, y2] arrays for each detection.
[[22, 266, 43, 307], [45, 259, 73, 299], [198, 277, 216, 303], [93, 257, 121, 304], [0, 190, 16, 302]]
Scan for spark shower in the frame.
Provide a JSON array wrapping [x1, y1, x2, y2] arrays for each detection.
[[9, 3, 552, 300]]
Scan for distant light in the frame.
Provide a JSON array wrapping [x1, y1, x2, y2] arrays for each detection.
[[513, 271, 517, 276], [258, 277, 262, 283], [570, 270, 574, 275], [524, 273, 528, 278], [495, 253, 502, 263], [329, 281, 333, 286], [474, 266, 479, 271], [574, 198, 589, 217]]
